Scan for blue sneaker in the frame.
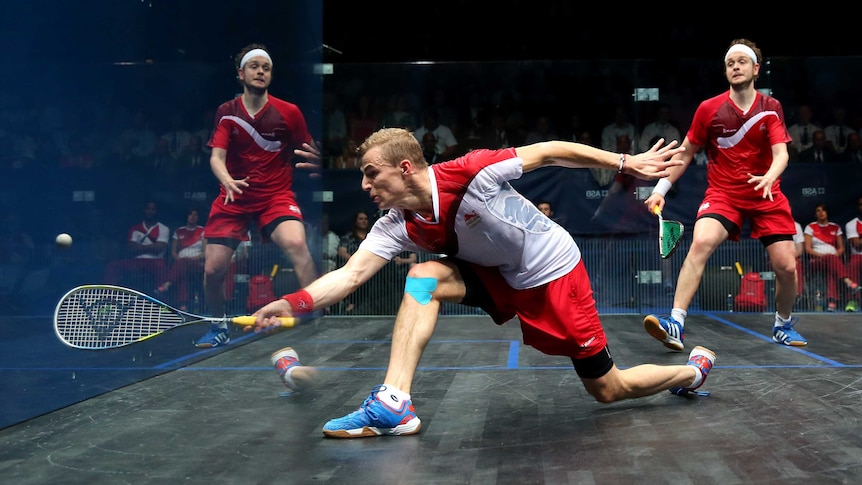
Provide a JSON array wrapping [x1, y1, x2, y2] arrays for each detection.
[[773, 316, 807, 346], [194, 324, 230, 348], [643, 314, 684, 351], [322, 385, 421, 438], [669, 346, 715, 396]]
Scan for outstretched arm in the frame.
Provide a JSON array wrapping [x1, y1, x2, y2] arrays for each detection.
[[516, 138, 685, 180], [251, 248, 389, 330]]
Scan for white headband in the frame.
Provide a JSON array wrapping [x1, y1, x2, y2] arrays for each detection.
[[240, 48, 273, 69], [724, 44, 757, 64]]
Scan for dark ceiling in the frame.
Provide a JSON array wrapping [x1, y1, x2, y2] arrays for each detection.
[[1, 1, 857, 64]]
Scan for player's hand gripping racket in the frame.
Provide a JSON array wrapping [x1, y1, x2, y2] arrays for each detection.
[[654, 206, 684, 259], [54, 285, 296, 350]]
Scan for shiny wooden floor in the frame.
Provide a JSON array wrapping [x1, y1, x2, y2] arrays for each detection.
[[3, 311, 862, 484]]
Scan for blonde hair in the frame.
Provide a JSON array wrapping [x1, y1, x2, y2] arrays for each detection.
[[357, 128, 428, 168]]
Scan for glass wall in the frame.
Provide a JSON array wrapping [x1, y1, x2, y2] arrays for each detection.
[[0, 1, 325, 429], [2, 52, 861, 428]]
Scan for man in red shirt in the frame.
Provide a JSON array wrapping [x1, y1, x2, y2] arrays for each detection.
[[197, 43, 320, 348], [846, 195, 862, 311], [804, 203, 860, 311], [103, 200, 170, 290], [643, 39, 807, 348], [155, 207, 206, 311]]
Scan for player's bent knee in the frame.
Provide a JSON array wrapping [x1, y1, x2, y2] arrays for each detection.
[[406, 260, 448, 279], [773, 260, 796, 277], [576, 350, 619, 403], [404, 276, 438, 305], [204, 265, 230, 280], [278, 236, 307, 253], [592, 391, 618, 404], [582, 381, 618, 404]]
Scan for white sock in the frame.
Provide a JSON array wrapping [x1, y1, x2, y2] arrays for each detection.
[[688, 366, 704, 389], [378, 385, 411, 406], [774, 312, 791, 327], [282, 366, 297, 389], [671, 308, 687, 326], [685, 347, 714, 388]]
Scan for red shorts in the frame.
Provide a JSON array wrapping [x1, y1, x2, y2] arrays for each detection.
[[471, 260, 607, 359], [205, 192, 304, 241], [698, 188, 796, 241]]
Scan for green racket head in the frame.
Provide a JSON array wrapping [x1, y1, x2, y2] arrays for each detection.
[[660, 219, 684, 259]]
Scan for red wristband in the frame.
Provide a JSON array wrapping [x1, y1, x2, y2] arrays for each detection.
[[281, 289, 314, 314]]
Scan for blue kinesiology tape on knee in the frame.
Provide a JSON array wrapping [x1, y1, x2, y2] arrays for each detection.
[[404, 277, 438, 305]]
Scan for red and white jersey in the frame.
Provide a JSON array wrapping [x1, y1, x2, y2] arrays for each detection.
[[174, 225, 205, 258], [361, 148, 578, 289], [804, 221, 842, 256], [128, 221, 170, 259], [846, 217, 862, 256], [793, 221, 804, 246], [208, 95, 312, 202], [688, 91, 791, 200]]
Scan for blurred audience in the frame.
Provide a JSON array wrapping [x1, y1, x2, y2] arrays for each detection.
[[380, 93, 417, 131], [160, 112, 191, 159], [601, 105, 637, 153], [323, 92, 348, 161], [175, 134, 210, 174], [638, 103, 681, 151], [413, 110, 459, 161], [348, 95, 382, 145], [788, 104, 820, 160], [803, 203, 859, 312], [797, 130, 836, 163], [838, 132, 862, 162], [156, 207, 206, 311], [523, 114, 558, 144], [824, 106, 854, 154], [337, 210, 370, 313], [845, 195, 862, 312], [482, 109, 520, 149], [103, 200, 170, 292], [421, 132, 440, 164]]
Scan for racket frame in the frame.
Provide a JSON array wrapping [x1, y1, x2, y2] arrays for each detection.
[[654, 206, 684, 259], [53, 284, 294, 350]]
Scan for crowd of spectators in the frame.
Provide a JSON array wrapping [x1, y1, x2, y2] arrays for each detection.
[[5, 57, 862, 177], [3, 56, 862, 315]]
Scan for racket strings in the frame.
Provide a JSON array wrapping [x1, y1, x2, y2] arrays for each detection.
[[659, 219, 684, 259], [56, 287, 184, 349]]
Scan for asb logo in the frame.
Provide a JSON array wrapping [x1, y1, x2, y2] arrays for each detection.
[[801, 187, 825, 197]]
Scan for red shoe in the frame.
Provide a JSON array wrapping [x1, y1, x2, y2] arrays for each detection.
[[669, 346, 715, 396]]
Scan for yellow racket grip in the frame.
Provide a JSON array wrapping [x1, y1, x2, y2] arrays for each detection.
[[653, 205, 662, 216], [734, 262, 744, 276], [231, 316, 296, 327]]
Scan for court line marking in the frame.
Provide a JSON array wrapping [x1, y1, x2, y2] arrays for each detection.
[[703, 313, 844, 366]]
